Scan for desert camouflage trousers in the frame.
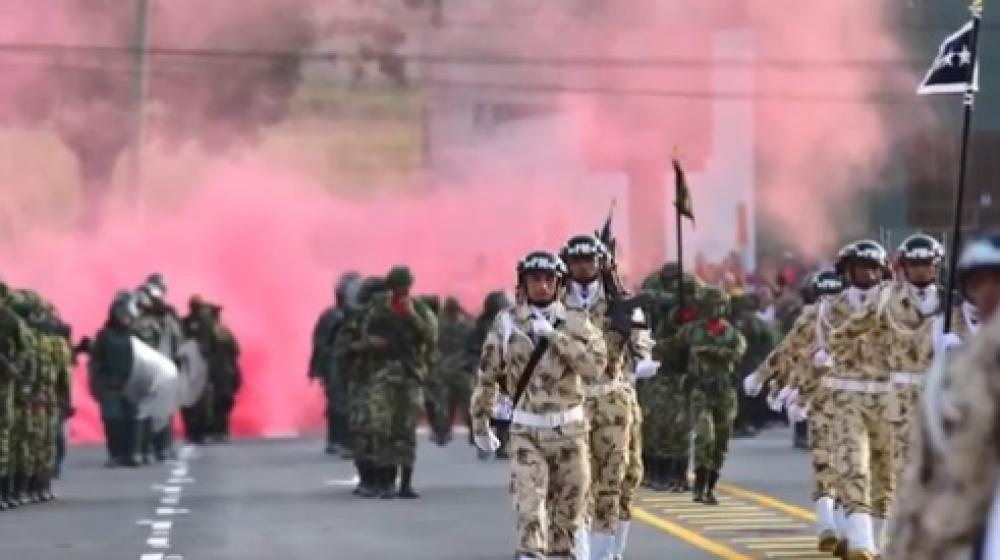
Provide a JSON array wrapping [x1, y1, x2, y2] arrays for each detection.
[[583, 384, 632, 534], [831, 388, 894, 517], [809, 390, 838, 501], [510, 424, 590, 558], [620, 385, 643, 521], [888, 380, 922, 484]]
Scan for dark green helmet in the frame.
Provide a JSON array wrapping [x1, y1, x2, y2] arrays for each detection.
[[699, 286, 730, 317], [483, 290, 511, 318], [358, 277, 388, 305], [385, 266, 414, 290], [110, 290, 138, 322]]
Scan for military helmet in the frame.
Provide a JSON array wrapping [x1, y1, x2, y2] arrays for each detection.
[[957, 229, 1000, 298], [835, 239, 889, 276], [517, 250, 566, 282], [811, 269, 844, 296], [699, 285, 730, 317], [8, 289, 42, 319], [335, 271, 363, 308], [898, 233, 945, 266], [483, 290, 512, 317], [559, 234, 604, 263], [110, 290, 138, 322], [385, 266, 414, 290], [358, 276, 388, 305], [144, 273, 167, 299]]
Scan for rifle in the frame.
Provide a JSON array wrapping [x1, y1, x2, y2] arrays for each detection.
[[595, 200, 652, 342]]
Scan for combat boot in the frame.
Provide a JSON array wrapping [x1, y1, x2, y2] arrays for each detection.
[[357, 464, 379, 499], [703, 470, 719, 505], [38, 477, 55, 502], [398, 465, 419, 499], [378, 466, 398, 499], [1, 476, 17, 510], [677, 457, 692, 492], [0, 477, 8, 511], [692, 468, 707, 503]]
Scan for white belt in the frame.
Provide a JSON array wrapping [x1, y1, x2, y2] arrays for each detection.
[[891, 372, 924, 386], [586, 381, 626, 398], [512, 406, 585, 429], [821, 377, 891, 394]]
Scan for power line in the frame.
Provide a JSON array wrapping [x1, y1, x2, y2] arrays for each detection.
[[0, 40, 988, 70]]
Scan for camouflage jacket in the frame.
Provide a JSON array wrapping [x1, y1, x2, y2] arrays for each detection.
[[469, 302, 607, 435], [755, 304, 817, 389], [733, 313, 776, 377], [824, 288, 884, 382], [435, 313, 473, 379], [563, 282, 653, 385], [133, 310, 183, 360], [358, 294, 437, 385], [333, 307, 370, 389], [886, 314, 1000, 560], [678, 318, 746, 393], [651, 305, 700, 377], [0, 303, 28, 383]]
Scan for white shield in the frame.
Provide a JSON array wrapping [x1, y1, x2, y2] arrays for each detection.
[[124, 336, 180, 432], [175, 339, 209, 407]]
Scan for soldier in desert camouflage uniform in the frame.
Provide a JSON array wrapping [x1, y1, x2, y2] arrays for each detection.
[[559, 234, 656, 559], [885, 231, 998, 560], [470, 251, 607, 560]]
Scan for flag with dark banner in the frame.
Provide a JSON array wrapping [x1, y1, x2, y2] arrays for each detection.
[[918, 18, 980, 95], [673, 158, 694, 222]]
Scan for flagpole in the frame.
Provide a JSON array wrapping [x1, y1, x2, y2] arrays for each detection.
[[673, 145, 685, 326], [942, 2, 983, 334]]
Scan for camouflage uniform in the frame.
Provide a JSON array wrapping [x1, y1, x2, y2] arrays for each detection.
[[470, 300, 606, 559], [730, 294, 775, 435], [0, 290, 29, 509], [681, 287, 746, 504], [308, 272, 361, 455], [89, 295, 141, 468], [133, 301, 183, 461], [563, 278, 654, 555], [427, 299, 473, 443], [885, 304, 986, 560], [359, 267, 436, 498], [643, 273, 702, 491], [333, 277, 387, 497]]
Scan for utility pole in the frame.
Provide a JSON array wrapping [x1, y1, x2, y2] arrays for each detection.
[[128, 0, 151, 219]]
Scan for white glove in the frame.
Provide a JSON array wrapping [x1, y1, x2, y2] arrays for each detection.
[[743, 372, 763, 397], [813, 348, 832, 368], [473, 430, 501, 453], [531, 317, 555, 339], [634, 358, 661, 379], [769, 386, 792, 412], [941, 332, 962, 351], [788, 402, 809, 423], [492, 394, 513, 421]]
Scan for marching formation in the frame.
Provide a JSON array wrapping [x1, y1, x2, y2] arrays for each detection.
[[0, 283, 74, 511]]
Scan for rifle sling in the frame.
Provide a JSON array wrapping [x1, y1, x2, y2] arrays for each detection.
[[511, 319, 563, 409]]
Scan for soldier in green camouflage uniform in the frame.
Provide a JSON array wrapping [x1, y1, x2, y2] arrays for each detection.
[[681, 286, 746, 505], [428, 297, 473, 445], [334, 277, 388, 498], [642, 270, 702, 492], [133, 282, 184, 462], [6, 290, 46, 505], [32, 304, 71, 502], [360, 266, 437, 499], [308, 272, 361, 456], [0, 283, 29, 510], [89, 291, 141, 468], [729, 293, 776, 437], [464, 291, 511, 457]]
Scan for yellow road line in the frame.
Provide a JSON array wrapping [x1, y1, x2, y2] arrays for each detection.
[[717, 483, 816, 522], [633, 506, 752, 560]]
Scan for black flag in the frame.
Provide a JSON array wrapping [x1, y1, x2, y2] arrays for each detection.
[[918, 18, 979, 95], [673, 158, 694, 223]]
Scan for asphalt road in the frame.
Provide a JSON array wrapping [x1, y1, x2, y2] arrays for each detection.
[[0, 427, 815, 560]]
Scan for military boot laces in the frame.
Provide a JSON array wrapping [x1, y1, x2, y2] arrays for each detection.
[[703, 470, 720, 506], [692, 468, 707, 503]]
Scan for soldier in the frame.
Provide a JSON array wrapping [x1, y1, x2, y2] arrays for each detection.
[[428, 297, 474, 445], [89, 292, 141, 468], [201, 303, 241, 442], [822, 240, 893, 560], [884, 231, 999, 560], [181, 296, 215, 444], [469, 250, 607, 560], [644, 272, 702, 492], [133, 280, 184, 462], [360, 266, 437, 499], [0, 283, 28, 510], [681, 286, 746, 505], [729, 293, 775, 438], [464, 290, 512, 458], [559, 234, 657, 559], [745, 268, 846, 553], [7, 290, 44, 506], [334, 276, 389, 498], [29, 299, 71, 502], [308, 271, 362, 456]]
